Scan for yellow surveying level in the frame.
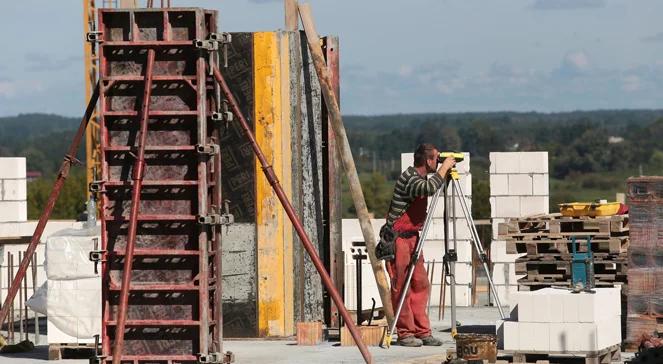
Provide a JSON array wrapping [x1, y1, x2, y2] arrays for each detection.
[[438, 152, 464, 163]]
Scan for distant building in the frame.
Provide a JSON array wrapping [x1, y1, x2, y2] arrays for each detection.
[[26, 171, 42, 182], [608, 136, 624, 144]]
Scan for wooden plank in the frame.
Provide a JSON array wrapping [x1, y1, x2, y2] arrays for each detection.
[[279, 31, 295, 337], [296, 321, 323, 345], [339, 325, 386, 346], [284, 0, 298, 30]]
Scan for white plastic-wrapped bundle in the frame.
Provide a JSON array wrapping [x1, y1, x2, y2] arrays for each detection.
[[47, 279, 101, 339], [45, 226, 100, 280]]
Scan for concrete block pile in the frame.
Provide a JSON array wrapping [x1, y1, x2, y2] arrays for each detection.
[[0, 157, 27, 222], [490, 152, 549, 304], [401, 152, 473, 307], [624, 177, 663, 350], [499, 287, 622, 352]]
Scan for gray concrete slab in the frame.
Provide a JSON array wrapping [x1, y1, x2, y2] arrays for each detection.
[[0, 306, 635, 364]]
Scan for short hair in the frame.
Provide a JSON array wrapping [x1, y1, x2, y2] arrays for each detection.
[[413, 143, 437, 167]]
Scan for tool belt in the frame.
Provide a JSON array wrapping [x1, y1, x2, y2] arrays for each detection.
[[375, 225, 419, 261]]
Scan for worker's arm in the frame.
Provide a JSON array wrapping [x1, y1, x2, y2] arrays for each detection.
[[405, 173, 444, 197], [404, 157, 455, 197]]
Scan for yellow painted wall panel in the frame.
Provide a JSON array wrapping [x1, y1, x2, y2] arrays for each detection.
[[254, 31, 295, 337]]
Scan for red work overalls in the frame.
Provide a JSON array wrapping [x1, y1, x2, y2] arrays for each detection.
[[385, 194, 431, 339]]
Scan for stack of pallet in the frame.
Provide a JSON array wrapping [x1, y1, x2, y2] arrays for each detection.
[[498, 213, 629, 291], [625, 177, 663, 350]]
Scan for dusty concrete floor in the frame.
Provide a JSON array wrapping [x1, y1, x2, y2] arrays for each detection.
[[0, 306, 636, 363]]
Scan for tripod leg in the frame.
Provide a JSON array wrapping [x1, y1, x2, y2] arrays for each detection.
[[452, 178, 506, 319], [386, 188, 444, 339]]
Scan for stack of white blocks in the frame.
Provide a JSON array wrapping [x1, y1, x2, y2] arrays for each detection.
[[489, 152, 549, 304], [500, 287, 622, 352], [341, 218, 385, 311], [0, 158, 27, 222], [401, 152, 473, 307]]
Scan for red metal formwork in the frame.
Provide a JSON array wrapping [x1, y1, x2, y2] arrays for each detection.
[[96, 8, 227, 363]]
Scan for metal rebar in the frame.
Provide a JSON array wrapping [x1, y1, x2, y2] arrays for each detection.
[[18, 251, 23, 342], [32, 253, 39, 345], [211, 64, 373, 364], [111, 48, 156, 364], [426, 259, 435, 316], [8, 252, 13, 343], [0, 83, 100, 329]]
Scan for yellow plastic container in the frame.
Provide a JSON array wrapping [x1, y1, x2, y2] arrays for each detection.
[[559, 201, 622, 217]]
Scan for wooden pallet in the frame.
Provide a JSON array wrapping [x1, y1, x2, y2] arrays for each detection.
[[506, 236, 629, 255], [48, 342, 96, 360], [515, 258, 628, 278], [518, 281, 626, 291], [498, 214, 629, 240], [500, 344, 621, 364]]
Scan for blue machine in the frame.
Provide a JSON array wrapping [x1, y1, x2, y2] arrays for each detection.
[[570, 236, 595, 292]]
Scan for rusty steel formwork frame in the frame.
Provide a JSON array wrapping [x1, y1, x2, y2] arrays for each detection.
[[95, 8, 227, 363]]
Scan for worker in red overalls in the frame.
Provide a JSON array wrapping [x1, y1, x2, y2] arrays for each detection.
[[384, 143, 455, 347]]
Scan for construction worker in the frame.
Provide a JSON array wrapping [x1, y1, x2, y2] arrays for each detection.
[[383, 143, 455, 347]]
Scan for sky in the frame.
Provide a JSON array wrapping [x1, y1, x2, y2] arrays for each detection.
[[0, 0, 661, 116]]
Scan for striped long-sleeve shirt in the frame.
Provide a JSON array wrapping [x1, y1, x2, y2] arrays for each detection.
[[386, 167, 445, 226]]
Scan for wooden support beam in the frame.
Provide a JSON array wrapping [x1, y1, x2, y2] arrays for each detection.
[[298, 2, 394, 328], [285, 0, 298, 31]]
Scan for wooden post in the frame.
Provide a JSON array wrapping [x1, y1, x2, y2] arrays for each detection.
[[285, 0, 298, 31], [298, 3, 394, 327]]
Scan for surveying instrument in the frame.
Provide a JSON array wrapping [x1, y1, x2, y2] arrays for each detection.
[[382, 152, 506, 348]]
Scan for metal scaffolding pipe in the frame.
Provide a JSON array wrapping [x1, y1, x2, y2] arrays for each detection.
[[111, 48, 156, 364], [211, 65, 373, 364]]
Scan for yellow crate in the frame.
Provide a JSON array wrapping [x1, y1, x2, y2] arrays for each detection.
[[559, 201, 622, 217]]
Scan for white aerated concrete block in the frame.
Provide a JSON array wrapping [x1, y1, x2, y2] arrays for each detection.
[[490, 174, 508, 196], [491, 196, 520, 218], [492, 263, 520, 285], [532, 174, 549, 196], [496, 285, 518, 306], [423, 239, 472, 263], [518, 322, 549, 351], [501, 320, 519, 351], [434, 284, 471, 307], [508, 174, 533, 196], [512, 288, 621, 323], [1, 179, 27, 201], [490, 240, 522, 263], [401, 153, 414, 171], [0, 158, 26, 179], [428, 218, 473, 241], [0, 200, 27, 222], [490, 152, 520, 174], [519, 152, 548, 174], [520, 196, 549, 216]]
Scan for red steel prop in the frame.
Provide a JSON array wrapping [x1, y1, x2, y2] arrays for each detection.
[[211, 65, 373, 364], [0, 83, 100, 328], [110, 48, 156, 364]]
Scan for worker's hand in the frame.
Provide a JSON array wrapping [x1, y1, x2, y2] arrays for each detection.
[[437, 157, 456, 177]]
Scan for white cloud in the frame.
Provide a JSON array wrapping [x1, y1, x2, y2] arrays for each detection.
[[0, 79, 44, 98], [554, 50, 592, 78], [621, 75, 641, 92], [398, 65, 413, 77]]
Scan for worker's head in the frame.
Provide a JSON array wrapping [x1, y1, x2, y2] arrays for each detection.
[[413, 143, 439, 173]]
